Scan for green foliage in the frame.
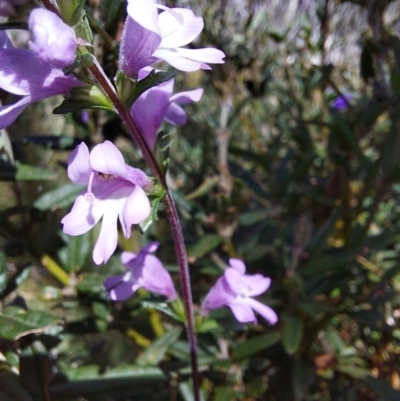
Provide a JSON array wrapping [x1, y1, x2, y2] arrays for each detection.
[[1, 0, 400, 400]]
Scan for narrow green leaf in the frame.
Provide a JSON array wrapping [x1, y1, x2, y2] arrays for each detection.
[[137, 327, 182, 366], [232, 331, 280, 360], [0, 307, 60, 340], [16, 163, 57, 181], [58, 231, 92, 273], [187, 234, 223, 259], [34, 183, 84, 211], [53, 85, 114, 114], [282, 314, 304, 355]]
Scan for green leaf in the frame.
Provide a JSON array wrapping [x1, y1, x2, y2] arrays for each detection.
[[56, 0, 86, 26], [137, 327, 182, 366], [61, 364, 165, 382], [0, 307, 60, 340], [187, 234, 223, 260], [76, 273, 107, 296], [365, 376, 400, 401], [34, 183, 84, 211], [185, 176, 219, 200], [141, 301, 185, 322], [127, 70, 176, 106], [53, 85, 114, 114], [232, 331, 280, 360], [16, 163, 57, 181], [282, 314, 304, 355], [58, 231, 92, 273]]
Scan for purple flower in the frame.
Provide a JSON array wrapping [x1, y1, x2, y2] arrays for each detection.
[[104, 242, 177, 301], [61, 141, 152, 265], [29, 8, 77, 68], [332, 94, 351, 110], [131, 68, 203, 149], [119, 0, 225, 76], [202, 259, 278, 325], [0, 32, 81, 130]]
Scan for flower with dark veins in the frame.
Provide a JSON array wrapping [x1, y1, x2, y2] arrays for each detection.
[[119, 0, 225, 76], [62, 141, 152, 265], [104, 242, 177, 301], [202, 259, 278, 324]]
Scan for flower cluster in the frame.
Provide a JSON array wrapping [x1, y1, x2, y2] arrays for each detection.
[[0, 1, 278, 327], [0, 8, 79, 130]]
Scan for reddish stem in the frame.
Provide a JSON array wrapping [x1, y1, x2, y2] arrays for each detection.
[[89, 59, 200, 400]]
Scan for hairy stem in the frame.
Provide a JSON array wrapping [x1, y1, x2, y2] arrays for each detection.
[[88, 59, 200, 399]]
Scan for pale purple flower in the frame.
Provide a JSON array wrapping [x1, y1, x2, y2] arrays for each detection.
[[202, 259, 278, 325], [0, 32, 81, 130], [29, 8, 77, 68], [131, 68, 203, 149], [104, 242, 177, 301], [61, 141, 152, 265], [119, 0, 225, 76]]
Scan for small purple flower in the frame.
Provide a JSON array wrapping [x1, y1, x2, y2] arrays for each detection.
[[61, 141, 152, 265], [28, 8, 77, 68], [119, 0, 225, 76], [131, 68, 203, 149], [104, 242, 177, 301], [0, 31, 81, 130], [202, 259, 278, 325], [332, 94, 351, 110]]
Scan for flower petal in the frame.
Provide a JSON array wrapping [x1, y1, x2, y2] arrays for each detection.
[[67, 142, 91, 185], [29, 8, 77, 68], [61, 192, 106, 236], [202, 276, 235, 312], [158, 8, 203, 48], [165, 88, 203, 125], [104, 272, 139, 301], [127, 0, 160, 34], [92, 202, 120, 264], [0, 31, 13, 49], [121, 251, 137, 264], [119, 16, 161, 77], [245, 297, 278, 325], [164, 102, 186, 125], [89, 141, 127, 177], [120, 185, 151, 237], [240, 275, 271, 296], [176, 47, 226, 64], [140, 241, 159, 255], [152, 48, 203, 71], [141, 254, 177, 300], [229, 300, 257, 323], [170, 88, 203, 105], [228, 258, 246, 274], [0, 95, 31, 130], [131, 84, 171, 148], [0, 48, 80, 97]]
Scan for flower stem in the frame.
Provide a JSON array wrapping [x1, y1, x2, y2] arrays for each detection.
[[88, 59, 200, 400]]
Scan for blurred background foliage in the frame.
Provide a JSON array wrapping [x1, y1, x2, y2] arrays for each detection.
[[1, 0, 400, 400]]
